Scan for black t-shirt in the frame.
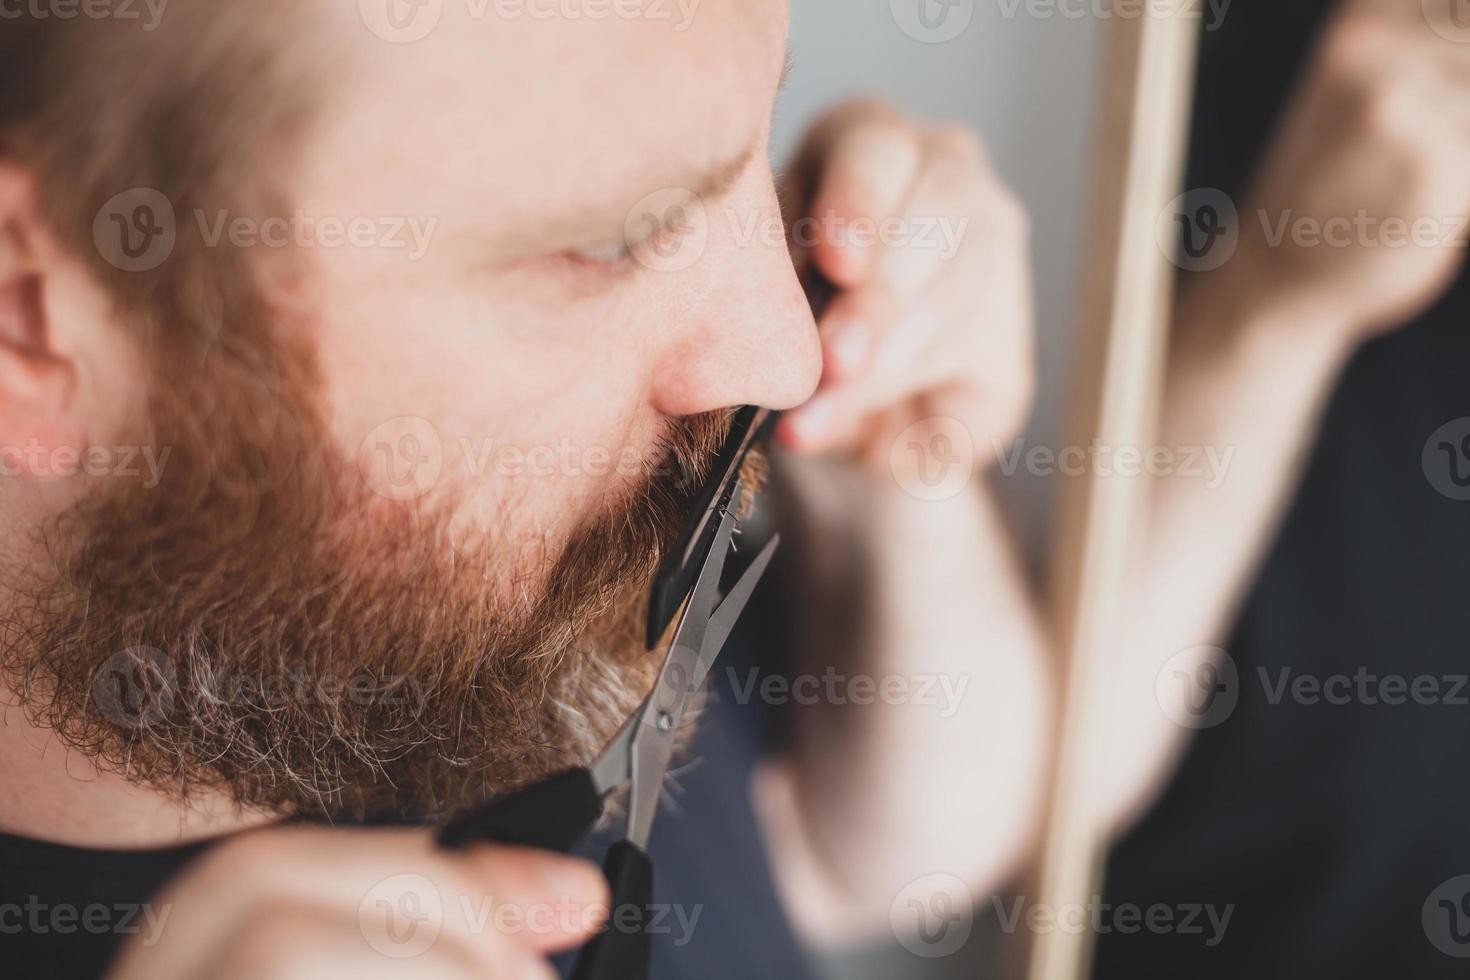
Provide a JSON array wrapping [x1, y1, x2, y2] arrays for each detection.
[[1097, 2, 1470, 976], [0, 612, 812, 980], [0, 831, 207, 979]]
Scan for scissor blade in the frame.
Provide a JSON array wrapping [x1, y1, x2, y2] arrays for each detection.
[[591, 488, 745, 797], [626, 489, 743, 847], [689, 534, 779, 692], [644, 409, 764, 648]]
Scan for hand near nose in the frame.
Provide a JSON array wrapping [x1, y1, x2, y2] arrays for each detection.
[[775, 100, 1035, 474]]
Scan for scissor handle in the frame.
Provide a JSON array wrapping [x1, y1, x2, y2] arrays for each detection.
[[439, 780, 655, 980], [569, 841, 655, 980], [436, 767, 604, 854]]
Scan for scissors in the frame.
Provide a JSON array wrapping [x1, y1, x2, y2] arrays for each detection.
[[436, 270, 834, 979], [437, 478, 778, 979]]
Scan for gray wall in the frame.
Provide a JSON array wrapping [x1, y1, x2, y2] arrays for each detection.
[[772, 2, 1103, 976]]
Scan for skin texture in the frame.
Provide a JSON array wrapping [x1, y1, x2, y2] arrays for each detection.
[[4, 0, 1461, 974], [0, 0, 1044, 974]]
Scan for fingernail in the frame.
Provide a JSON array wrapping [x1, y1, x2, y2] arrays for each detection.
[[826, 319, 870, 374]]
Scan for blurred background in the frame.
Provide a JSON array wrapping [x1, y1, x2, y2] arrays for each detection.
[[775, 3, 1103, 976]]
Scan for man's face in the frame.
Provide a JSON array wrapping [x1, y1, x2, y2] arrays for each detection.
[[299, 0, 818, 587], [3, 0, 818, 818]]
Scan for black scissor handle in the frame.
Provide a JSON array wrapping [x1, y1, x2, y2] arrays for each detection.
[[569, 841, 655, 980], [437, 767, 604, 854], [438, 777, 654, 980]]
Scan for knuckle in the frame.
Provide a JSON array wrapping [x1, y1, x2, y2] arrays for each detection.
[[1353, 77, 1410, 136], [830, 96, 907, 129], [993, 188, 1030, 236], [816, 98, 917, 153], [195, 830, 278, 886], [930, 123, 987, 167], [1320, 14, 1393, 76], [219, 907, 328, 977]]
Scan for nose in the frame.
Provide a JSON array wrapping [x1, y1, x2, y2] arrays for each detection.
[[644, 176, 822, 419]]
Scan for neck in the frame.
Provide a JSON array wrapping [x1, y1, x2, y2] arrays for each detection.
[[0, 682, 276, 849]]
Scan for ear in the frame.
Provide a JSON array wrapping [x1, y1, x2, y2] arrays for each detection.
[[0, 162, 133, 479]]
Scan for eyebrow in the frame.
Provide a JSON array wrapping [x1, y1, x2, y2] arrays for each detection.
[[688, 137, 761, 204], [687, 50, 790, 204]]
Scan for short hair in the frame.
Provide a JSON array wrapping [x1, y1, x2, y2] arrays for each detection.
[[0, 2, 327, 355]]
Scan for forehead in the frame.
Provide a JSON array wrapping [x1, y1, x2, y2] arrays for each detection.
[[298, 0, 789, 258]]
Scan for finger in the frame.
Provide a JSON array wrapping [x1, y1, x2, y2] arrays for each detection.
[[807, 109, 923, 288], [777, 292, 948, 453], [206, 902, 552, 980], [117, 899, 553, 980], [810, 131, 991, 383], [780, 201, 1032, 458], [869, 126, 989, 300], [119, 828, 605, 980], [459, 844, 610, 954], [811, 280, 907, 385]]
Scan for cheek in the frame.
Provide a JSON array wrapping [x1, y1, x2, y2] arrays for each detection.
[[307, 275, 663, 561]]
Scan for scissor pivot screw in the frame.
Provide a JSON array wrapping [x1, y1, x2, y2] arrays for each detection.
[[656, 711, 674, 732]]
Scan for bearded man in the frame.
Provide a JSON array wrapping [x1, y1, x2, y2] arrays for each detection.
[[0, 3, 1048, 977]]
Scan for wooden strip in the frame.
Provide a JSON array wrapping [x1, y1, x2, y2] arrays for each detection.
[[1023, 10, 1201, 980]]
